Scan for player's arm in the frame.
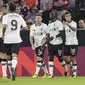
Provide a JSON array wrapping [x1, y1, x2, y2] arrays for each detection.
[[64, 22, 77, 31], [56, 30, 64, 38], [2, 15, 7, 40], [20, 16, 29, 30], [30, 26, 35, 50], [56, 21, 66, 44], [56, 21, 64, 38], [2, 24, 6, 40], [43, 25, 54, 44], [30, 36, 34, 46], [66, 23, 77, 31], [46, 33, 54, 42], [30, 36, 35, 50], [55, 30, 65, 44]]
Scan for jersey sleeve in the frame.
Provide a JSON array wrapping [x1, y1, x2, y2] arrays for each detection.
[[20, 16, 27, 27], [57, 21, 63, 31], [72, 22, 77, 28], [44, 24, 48, 34], [2, 15, 7, 25], [47, 24, 50, 33]]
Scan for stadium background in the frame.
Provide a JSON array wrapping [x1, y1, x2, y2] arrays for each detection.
[[0, 30, 85, 77]]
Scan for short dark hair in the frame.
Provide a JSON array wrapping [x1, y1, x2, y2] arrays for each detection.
[[50, 10, 57, 19], [62, 14, 66, 22], [64, 11, 71, 15], [36, 13, 42, 17], [9, 3, 16, 12]]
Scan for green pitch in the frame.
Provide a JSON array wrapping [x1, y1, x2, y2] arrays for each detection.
[[0, 77, 85, 85]]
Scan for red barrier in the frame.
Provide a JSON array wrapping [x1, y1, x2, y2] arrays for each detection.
[[0, 47, 85, 76]]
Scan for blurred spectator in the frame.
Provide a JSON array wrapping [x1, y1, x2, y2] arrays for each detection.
[[53, 0, 69, 21], [38, 9, 43, 14], [42, 3, 53, 24], [26, 20, 34, 29], [13, 0, 22, 6], [28, 6, 38, 21], [1, 4, 8, 15], [3, 0, 8, 4], [0, 0, 3, 7], [8, 0, 17, 3], [78, 20, 85, 29], [74, 0, 85, 21], [40, 0, 53, 11], [69, 0, 76, 8], [16, 6, 21, 14], [75, 0, 85, 10], [68, 0, 76, 20], [25, 0, 37, 8], [20, 0, 30, 21]]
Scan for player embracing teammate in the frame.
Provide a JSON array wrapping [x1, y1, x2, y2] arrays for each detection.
[[30, 10, 78, 78]]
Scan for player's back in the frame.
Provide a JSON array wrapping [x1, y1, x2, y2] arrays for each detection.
[[3, 13, 24, 44]]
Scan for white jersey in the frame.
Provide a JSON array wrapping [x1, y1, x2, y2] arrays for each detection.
[[30, 23, 48, 48], [2, 13, 27, 44], [48, 20, 63, 45], [0, 15, 3, 38], [0, 22, 3, 38], [64, 21, 78, 45]]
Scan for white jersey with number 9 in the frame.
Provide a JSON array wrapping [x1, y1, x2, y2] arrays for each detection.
[[2, 13, 27, 44]]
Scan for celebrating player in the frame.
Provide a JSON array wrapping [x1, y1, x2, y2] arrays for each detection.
[[0, 4, 8, 79], [62, 11, 78, 77], [2, 3, 27, 80], [30, 13, 49, 78], [47, 10, 68, 78]]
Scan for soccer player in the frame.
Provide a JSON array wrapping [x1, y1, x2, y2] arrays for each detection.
[[0, 4, 8, 79], [63, 11, 78, 77], [30, 13, 49, 78], [2, 3, 27, 80], [47, 10, 68, 78]]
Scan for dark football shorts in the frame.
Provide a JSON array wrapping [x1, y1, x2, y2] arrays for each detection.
[[48, 43, 63, 58], [0, 38, 4, 53], [35, 46, 46, 58], [64, 45, 78, 57], [3, 43, 20, 55]]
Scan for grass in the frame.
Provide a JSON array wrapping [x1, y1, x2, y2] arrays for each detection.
[[0, 77, 85, 85]]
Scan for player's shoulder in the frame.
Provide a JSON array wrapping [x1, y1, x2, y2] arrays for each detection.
[[3, 13, 8, 18], [41, 23, 48, 27], [7, 13, 22, 18], [55, 20, 62, 24], [30, 24, 36, 30], [71, 20, 77, 24], [2, 14, 8, 21]]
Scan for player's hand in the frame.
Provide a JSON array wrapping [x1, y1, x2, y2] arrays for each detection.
[[48, 36, 54, 42], [58, 0, 64, 6], [63, 21, 68, 25]]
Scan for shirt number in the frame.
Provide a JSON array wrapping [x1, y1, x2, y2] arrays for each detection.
[[11, 20, 17, 31]]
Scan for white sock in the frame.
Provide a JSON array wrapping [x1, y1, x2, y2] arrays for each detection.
[[72, 64, 77, 76], [1, 60, 7, 77], [8, 60, 12, 75], [61, 60, 68, 72], [67, 61, 73, 71], [35, 62, 42, 75], [49, 61, 54, 76], [12, 57, 18, 69], [42, 62, 48, 74]]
